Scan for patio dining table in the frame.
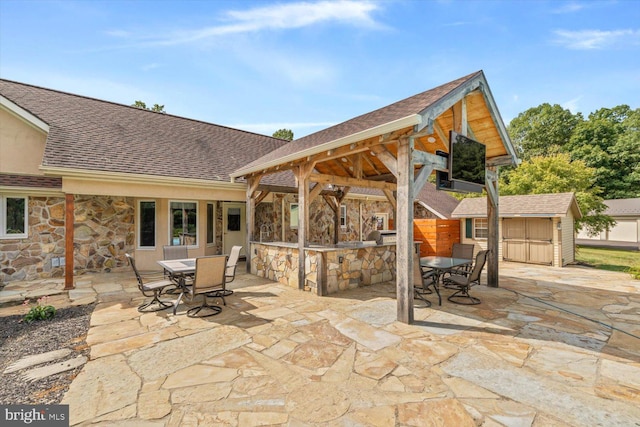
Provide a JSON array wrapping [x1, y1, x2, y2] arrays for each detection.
[[419, 256, 472, 306], [157, 258, 196, 313]]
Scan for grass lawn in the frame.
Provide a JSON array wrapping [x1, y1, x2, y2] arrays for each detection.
[[576, 246, 640, 277]]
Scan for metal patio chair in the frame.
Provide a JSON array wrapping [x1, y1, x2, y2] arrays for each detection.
[[444, 250, 489, 305], [126, 253, 174, 312], [174, 255, 228, 317], [221, 245, 242, 296]]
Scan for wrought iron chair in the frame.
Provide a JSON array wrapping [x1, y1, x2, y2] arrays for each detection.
[[443, 243, 475, 287], [444, 250, 489, 305], [174, 255, 228, 317], [126, 253, 174, 312], [413, 252, 439, 307]]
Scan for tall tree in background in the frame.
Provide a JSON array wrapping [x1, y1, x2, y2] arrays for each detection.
[[508, 103, 582, 159], [500, 154, 614, 236], [272, 128, 294, 141], [566, 105, 640, 199], [132, 100, 165, 113]]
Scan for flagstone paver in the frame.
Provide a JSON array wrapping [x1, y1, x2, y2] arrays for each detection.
[[2, 262, 640, 425]]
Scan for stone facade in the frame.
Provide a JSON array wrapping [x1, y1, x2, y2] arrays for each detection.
[[255, 194, 394, 245], [73, 195, 135, 274], [251, 243, 396, 295], [0, 195, 135, 284], [1, 196, 66, 282]]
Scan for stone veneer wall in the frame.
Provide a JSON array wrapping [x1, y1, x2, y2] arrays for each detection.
[[1, 196, 66, 282], [73, 195, 134, 273], [255, 194, 394, 244], [251, 243, 396, 295]]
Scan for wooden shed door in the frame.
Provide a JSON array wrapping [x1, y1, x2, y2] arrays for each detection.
[[503, 218, 553, 265]]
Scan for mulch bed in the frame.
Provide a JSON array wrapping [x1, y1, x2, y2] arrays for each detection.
[[0, 304, 95, 405]]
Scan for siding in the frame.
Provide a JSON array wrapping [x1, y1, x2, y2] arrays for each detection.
[[561, 215, 575, 265]]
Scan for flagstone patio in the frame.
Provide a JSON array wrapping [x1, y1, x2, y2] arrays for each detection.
[[1, 262, 639, 426]]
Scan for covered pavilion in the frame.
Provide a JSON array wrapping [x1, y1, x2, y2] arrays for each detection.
[[231, 70, 518, 324]]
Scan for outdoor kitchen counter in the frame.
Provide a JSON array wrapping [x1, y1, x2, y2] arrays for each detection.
[[250, 241, 401, 295]]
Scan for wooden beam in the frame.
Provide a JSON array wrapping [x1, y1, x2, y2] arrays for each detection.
[[309, 183, 325, 203], [353, 153, 363, 179], [297, 166, 310, 290], [434, 120, 450, 151], [371, 146, 398, 178], [309, 173, 397, 191], [413, 164, 433, 195], [396, 137, 414, 324], [64, 194, 74, 290], [412, 150, 448, 171], [363, 154, 383, 175], [486, 166, 499, 288], [255, 190, 270, 205], [246, 178, 257, 273], [383, 189, 397, 210], [487, 155, 516, 167], [248, 175, 262, 198]]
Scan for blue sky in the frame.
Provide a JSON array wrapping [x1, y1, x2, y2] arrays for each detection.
[[1, 0, 638, 138]]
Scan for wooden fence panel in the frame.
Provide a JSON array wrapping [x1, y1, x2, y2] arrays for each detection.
[[413, 219, 460, 257]]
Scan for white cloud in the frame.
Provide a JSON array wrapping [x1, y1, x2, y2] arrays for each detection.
[[562, 96, 582, 113], [553, 29, 640, 50], [551, 2, 586, 14], [121, 1, 383, 47]]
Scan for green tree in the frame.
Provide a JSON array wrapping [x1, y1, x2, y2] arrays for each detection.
[[507, 103, 582, 160], [500, 154, 614, 236], [132, 100, 165, 113], [566, 105, 640, 199], [272, 128, 294, 141]]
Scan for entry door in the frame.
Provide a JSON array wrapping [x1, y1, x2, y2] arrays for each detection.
[[223, 202, 246, 257]]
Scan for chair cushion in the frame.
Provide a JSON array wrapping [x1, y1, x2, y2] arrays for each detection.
[[142, 279, 174, 291]]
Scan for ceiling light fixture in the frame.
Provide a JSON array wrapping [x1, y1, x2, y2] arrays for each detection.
[[427, 137, 436, 143]]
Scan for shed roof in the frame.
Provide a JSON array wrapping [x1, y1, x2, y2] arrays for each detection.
[[0, 79, 287, 183], [603, 198, 640, 216], [452, 193, 582, 219]]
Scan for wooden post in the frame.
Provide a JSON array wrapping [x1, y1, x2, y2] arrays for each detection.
[[297, 164, 313, 290], [64, 194, 74, 290], [396, 137, 414, 324], [246, 177, 260, 273], [486, 166, 499, 287]]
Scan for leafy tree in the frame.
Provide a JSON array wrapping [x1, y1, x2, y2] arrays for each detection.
[[132, 100, 165, 113], [500, 154, 614, 236], [566, 105, 640, 199], [507, 103, 582, 159], [272, 128, 294, 141]]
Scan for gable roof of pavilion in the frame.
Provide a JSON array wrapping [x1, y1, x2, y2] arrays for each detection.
[[0, 79, 288, 183], [231, 70, 517, 180]]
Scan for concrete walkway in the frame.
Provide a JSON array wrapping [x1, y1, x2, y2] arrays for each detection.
[[2, 263, 639, 426]]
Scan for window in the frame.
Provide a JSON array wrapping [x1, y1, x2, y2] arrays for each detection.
[[465, 218, 473, 239], [474, 218, 488, 239], [1, 195, 28, 239], [170, 201, 198, 246], [227, 207, 241, 231], [206, 202, 215, 245], [290, 203, 299, 229], [340, 205, 347, 229], [138, 200, 156, 248]]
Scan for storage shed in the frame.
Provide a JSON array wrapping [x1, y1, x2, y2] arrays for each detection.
[[452, 193, 582, 267]]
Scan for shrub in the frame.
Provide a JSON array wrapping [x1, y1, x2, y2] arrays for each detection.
[[23, 296, 56, 323]]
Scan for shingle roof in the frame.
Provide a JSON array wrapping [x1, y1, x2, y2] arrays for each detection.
[[235, 71, 484, 175], [0, 174, 62, 189], [604, 198, 640, 216], [0, 79, 287, 183], [452, 193, 581, 219], [415, 184, 460, 219]]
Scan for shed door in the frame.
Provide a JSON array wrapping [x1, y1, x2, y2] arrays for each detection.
[[503, 218, 553, 265]]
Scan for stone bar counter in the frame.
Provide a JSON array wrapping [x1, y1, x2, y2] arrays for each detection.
[[250, 241, 397, 296]]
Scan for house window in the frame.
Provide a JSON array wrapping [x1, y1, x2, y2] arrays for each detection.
[[465, 218, 473, 239], [170, 201, 198, 246], [227, 207, 241, 231], [206, 202, 215, 245], [340, 205, 347, 229], [474, 218, 488, 239], [138, 200, 156, 248], [1, 195, 28, 239], [290, 203, 299, 229]]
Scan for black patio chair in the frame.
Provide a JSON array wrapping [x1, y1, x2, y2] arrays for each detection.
[[444, 250, 489, 305], [126, 253, 174, 312]]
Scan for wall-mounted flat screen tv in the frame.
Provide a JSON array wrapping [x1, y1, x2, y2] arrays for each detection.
[[449, 131, 486, 186]]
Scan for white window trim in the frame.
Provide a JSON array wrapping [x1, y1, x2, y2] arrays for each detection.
[[137, 200, 156, 249], [206, 201, 216, 247], [1, 195, 28, 239], [474, 218, 488, 240], [340, 204, 347, 229], [290, 202, 299, 229], [169, 200, 199, 248]]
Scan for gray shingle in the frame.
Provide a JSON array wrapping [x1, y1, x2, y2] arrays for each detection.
[[452, 193, 580, 218]]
